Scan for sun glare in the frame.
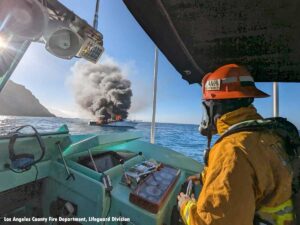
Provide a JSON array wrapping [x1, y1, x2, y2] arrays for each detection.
[[0, 36, 8, 49]]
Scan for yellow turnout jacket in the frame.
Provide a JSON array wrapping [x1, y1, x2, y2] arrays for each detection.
[[180, 106, 294, 225]]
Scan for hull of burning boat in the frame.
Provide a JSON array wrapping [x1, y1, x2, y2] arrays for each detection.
[[89, 120, 138, 128]]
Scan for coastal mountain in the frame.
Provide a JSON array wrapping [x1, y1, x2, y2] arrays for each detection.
[[0, 80, 55, 117]]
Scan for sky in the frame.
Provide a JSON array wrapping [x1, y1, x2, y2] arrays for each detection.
[[7, 0, 300, 127]]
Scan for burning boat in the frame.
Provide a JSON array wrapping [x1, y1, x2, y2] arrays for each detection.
[[71, 60, 133, 127], [89, 114, 137, 128]]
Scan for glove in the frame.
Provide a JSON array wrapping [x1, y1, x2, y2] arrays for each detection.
[[177, 192, 196, 210]]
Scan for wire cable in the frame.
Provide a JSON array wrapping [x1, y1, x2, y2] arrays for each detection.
[[5, 163, 30, 173], [103, 193, 112, 225]]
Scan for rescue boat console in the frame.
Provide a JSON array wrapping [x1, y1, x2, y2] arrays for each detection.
[[46, 132, 202, 225], [77, 152, 181, 214]]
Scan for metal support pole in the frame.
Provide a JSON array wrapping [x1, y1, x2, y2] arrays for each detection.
[[0, 40, 31, 93], [273, 82, 279, 117], [150, 47, 159, 144]]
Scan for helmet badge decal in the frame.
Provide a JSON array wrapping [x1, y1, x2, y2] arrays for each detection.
[[205, 79, 221, 91]]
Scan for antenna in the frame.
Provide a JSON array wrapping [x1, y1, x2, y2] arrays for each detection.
[[93, 0, 100, 29]]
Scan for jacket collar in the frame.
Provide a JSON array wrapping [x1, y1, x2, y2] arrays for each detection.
[[216, 105, 263, 135]]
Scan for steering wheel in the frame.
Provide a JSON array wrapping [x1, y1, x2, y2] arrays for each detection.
[[8, 125, 46, 170]]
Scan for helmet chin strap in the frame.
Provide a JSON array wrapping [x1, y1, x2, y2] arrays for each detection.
[[203, 131, 212, 166]]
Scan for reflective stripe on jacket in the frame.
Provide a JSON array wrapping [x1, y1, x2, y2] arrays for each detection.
[[256, 199, 294, 225], [180, 106, 294, 225]]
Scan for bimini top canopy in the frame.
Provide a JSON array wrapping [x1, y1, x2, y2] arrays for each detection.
[[123, 0, 300, 84]]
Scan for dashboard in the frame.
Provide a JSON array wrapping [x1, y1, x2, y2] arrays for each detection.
[[76, 151, 182, 215]]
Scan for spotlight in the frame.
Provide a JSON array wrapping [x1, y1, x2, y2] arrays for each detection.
[[44, 24, 82, 59]]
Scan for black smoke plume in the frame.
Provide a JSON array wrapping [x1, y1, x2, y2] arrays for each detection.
[[71, 61, 132, 119]]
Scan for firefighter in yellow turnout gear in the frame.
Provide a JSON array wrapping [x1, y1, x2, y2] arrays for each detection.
[[177, 64, 295, 225]]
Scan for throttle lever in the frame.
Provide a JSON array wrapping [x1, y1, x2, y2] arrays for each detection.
[[186, 180, 193, 197]]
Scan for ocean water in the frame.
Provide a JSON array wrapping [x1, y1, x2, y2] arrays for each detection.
[[0, 116, 213, 163]]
